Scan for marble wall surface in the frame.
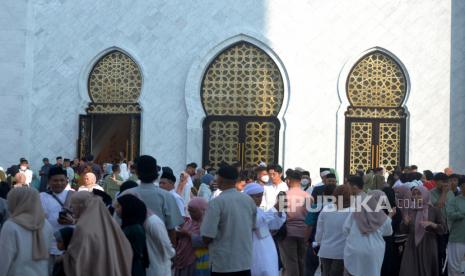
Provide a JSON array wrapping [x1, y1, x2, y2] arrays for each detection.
[[0, 0, 32, 168], [0, 0, 461, 175]]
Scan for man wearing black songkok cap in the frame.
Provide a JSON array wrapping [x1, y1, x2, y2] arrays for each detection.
[[122, 155, 183, 245]]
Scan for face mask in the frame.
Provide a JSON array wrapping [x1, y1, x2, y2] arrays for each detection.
[[301, 179, 310, 187], [260, 175, 270, 183], [20, 166, 27, 171]]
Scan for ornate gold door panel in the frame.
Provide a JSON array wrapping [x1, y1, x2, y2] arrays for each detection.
[[346, 121, 374, 176], [203, 116, 280, 169], [378, 122, 402, 172], [243, 120, 279, 168], [203, 119, 241, 169], [345, 117, 405, 176]]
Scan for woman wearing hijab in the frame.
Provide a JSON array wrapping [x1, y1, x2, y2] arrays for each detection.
[[398, 186, 447, 276], [63, 191, 132, 276], [174, 197, 210, 276], [244, 183, 285, 276], [77, 172, 103, 192], [343, 190, 395, 276], [116, 194, 149, 276], [122, 188, 176, 276], [0, 187, 53, 276], [119, 162, 130, 181]]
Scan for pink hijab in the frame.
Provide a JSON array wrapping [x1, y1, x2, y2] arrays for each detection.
[[411, 186, 431, 246], [394, 185, 412, 210], [173, 197, 208, 269], [353, 190, 389, 235], [186, 197, 208, 233]]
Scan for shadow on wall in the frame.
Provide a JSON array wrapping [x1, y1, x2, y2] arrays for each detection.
[[450, 0, 465, 172]]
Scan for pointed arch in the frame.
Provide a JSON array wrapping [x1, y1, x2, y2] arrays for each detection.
[[87, 49, 142, 114], [342, 48, 409, 176], [185, 34, 290, 167], [200, 41, 284, 169], [77, 47, 142, 163]]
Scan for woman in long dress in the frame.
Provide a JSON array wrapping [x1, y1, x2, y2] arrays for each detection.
[[0, 187, 53, 276], [63, 191, 133, 276], [398, 186, 446, 276], [244, 183, 285, 276], [343, 190, 395, 276], [116, 194, 149, 276]]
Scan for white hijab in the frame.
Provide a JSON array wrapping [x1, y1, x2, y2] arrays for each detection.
[[119, 163, 129, 181]]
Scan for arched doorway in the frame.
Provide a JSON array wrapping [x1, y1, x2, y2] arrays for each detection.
[[77, 50, 142, 164], [344, 51, 408, 176], [201, 42, 284, 169]]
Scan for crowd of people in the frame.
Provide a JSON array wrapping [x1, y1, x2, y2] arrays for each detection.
[[0, 154, 464, 276]]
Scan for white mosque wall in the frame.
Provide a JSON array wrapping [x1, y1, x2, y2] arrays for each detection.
[[0, 0, 458, 175]]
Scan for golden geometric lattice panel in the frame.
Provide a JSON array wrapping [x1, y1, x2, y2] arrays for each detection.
[[88, 51, 142, 104], [202, 42, 284, 116], [379, 123, 401, 173], [347, 51, 406, 108], [244, 121, 277, 167], [346, 107, 405, 119], [87, 103, 141, 114], [349, 122, 373, 175], [207, 121, 240, 169]]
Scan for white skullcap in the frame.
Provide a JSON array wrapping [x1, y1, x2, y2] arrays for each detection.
[[320, 170, 331, 177], [243, 183, 264, 195]]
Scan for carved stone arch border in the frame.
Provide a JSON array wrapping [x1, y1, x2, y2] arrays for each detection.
[[185, 33, 291, 166], [335, 47, 411, 175]]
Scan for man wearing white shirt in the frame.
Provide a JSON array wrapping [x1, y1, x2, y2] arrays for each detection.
[[63, 158, 74, 184], [39, 167, 75, 273], [262, 164, 288, 211], [18, 159, 33, 186], [159, 171, 186, 217]]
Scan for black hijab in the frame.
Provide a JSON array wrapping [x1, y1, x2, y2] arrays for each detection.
[[117, 194, 147, 228], [119, 180, 138, 194], [382, 186, 402, 231]]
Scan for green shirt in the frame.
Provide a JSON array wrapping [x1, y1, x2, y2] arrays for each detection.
[[446, 195, 465, 243], [430, 188, 455, 217], [103, 174, 123, 199]]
